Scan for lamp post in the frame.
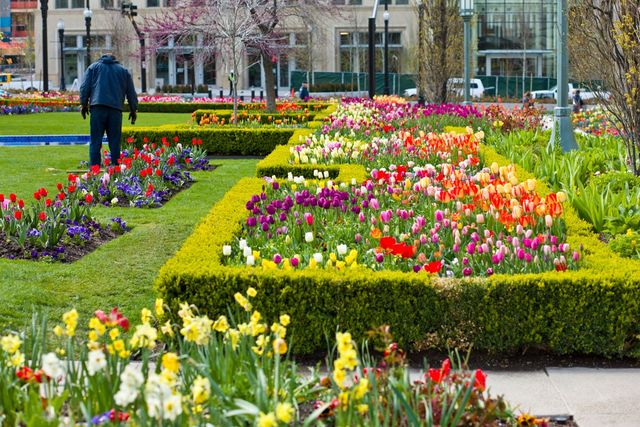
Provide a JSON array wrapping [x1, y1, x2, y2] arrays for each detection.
[[307, 24, 313, 87], [549, 0, 578, 152], [383, 6, 389, 95], [417, 0, 426, 105], [39, 0, 48, 92], [368, 0, 381, 99], [57, 19, 65, 91], [84, 8, 92, 68], [459, 0, 474, 105]]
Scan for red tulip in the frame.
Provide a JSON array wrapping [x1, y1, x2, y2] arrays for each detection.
[[39, 212, 46, 221], [56, 183, 63, 191], [34, 191, 41, 201], [0, 194, 4, 202], [68, 186, 76, 193], [58, 193, 65, 201], [14, 211, 22, 220], [9, 193, 17, 203], [85, 194, 93, 203], [474, 369, 486, 391], [39, 188, 48, 197], [45, 199, 52, 207], [17, 199, 24, 209]]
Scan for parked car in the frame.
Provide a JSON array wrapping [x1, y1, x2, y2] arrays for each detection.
[[0, 73, 44, 91], [531, 83, 610, 101], [404, 78, 487, 98]]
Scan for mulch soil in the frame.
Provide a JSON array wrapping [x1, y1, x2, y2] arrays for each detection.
[[0, 227, 120, 263]]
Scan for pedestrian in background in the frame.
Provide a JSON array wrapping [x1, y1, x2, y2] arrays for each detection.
[[522, 91, 534, 110], [572, 89, 584, 113], [299, 81, 310, 100], [80, 53, 138, 167]]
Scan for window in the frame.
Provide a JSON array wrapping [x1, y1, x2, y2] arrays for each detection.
[[71, 0, 83, 7], [147, 0, 159, 6], [101, 0, 114, 8], [338, 30, 402, 73], [55, 0, 68, 8], [395, 0, 408, 4]]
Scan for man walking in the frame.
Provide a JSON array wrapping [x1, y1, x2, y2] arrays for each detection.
[[80, 53, 138, 167]]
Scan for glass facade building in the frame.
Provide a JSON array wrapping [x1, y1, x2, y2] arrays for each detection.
[[476, 0, 556, 78]]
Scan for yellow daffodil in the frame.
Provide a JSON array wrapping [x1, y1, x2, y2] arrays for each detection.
[[162, 352, 180, 374], [257, 412, 277, 427], [212, 315, 229, 333], [273, 338, 288, 355], [275, 402, 294, 423], [155, 298, 165, 317], [279, 314, 290, 326], [246, 287, 257, 297], [140, 308, 152, 325]]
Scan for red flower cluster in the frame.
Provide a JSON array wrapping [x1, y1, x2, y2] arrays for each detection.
[[94, 307, 129, 331], [379, 236, 416, 258], [16, 366, 49, 384]]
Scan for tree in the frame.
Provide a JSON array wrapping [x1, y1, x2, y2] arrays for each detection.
[[145, 0, 333, 114], [416, 0, 463, 103], [569, 0, 640, 175]]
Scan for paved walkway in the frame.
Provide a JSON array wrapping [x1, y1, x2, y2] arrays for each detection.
[[483, 368, 640, 426]]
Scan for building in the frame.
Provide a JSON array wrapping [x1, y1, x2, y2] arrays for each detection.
[[28, 0, 557, 93]]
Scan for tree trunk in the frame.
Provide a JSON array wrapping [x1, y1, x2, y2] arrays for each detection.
[[437, 0, 449, 104], [261, 51, 277, 112]]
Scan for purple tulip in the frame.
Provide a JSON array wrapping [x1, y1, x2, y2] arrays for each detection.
[[291, 257, 299, 267], [247, 216, 257, 227], [273, 254, 282, 264]]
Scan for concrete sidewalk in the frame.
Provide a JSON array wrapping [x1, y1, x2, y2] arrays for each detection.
[[485, 368, 640, 427]]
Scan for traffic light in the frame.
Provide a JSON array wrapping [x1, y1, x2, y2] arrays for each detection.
[[129, 4, 138, 16]]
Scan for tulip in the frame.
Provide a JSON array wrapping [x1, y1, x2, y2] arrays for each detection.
[[222, 245, 232, 256], [305, 232, 314, 242]]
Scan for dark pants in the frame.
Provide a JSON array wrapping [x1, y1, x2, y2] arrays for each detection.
[[89, 105, 122, 167]]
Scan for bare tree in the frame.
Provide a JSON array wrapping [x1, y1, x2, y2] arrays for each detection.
[[145, 0, 334, 113], [569, 0, 640, 175], [418, 0, 463, 103]]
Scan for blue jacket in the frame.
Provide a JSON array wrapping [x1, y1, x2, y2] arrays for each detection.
[[80, 55, 138, 112]]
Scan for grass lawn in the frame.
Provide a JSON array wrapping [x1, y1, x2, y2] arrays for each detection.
[[0, 112, 193, 135], [0, 145, 257, 332]]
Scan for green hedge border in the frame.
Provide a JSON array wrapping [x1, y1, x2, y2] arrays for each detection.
[[121, 127, 295, 156], [132, 101, 332, 113], [156, 140, 640, 356], [192, 110, 318, 125]]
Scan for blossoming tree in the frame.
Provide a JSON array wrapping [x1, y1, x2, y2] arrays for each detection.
[[144, 0, 334, 116]]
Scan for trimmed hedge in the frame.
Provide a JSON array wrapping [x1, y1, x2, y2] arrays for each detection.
[[122, 126, 294, 156], [192, 110, 318, 125], [132, 101, 332, 113], [156, 143, 640, 356]]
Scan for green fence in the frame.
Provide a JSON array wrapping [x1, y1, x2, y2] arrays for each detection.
[[291, 71, 604, 99], [290, 71, 416, 95]]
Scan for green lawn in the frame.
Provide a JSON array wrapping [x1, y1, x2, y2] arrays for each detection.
[[0, 145, 256, 332], [0, 112, 193, 135]]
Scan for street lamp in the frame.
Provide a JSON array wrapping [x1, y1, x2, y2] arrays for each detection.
[[84, 8, 93, 68], [39, 0, 49, 92], [459, 0, 474, 105], [549, 0, 578, 152], [417, 0, 426, 105], [383, 6, 390, 95], [57, 19, 65, 91]]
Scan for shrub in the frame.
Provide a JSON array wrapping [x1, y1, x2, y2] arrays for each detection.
[[122, 127, 295, 156]]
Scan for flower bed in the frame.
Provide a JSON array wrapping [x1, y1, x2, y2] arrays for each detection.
[[0, 290, 518, 425], [193, 110, 316, 127], [226, 135, 579, 278], [0, 186, 128, 262], [81, 137, 210, 208], [158, 99, 640, 356]]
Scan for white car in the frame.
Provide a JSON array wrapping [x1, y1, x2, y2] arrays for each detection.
[[531, 84, 610, 100], [404, 78, 487, 98]]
